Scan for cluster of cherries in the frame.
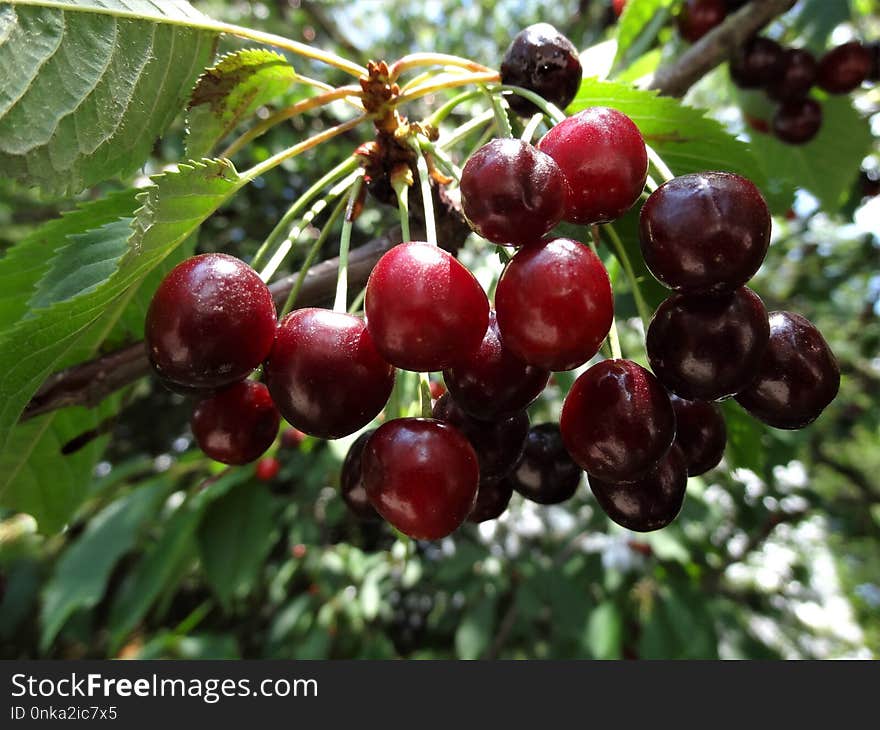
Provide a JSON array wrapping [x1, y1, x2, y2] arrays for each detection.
[[731, 35, 879, 145]]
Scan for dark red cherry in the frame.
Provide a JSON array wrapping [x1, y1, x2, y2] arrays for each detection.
[[772, 98, 822, 145], [669, 395, 727, 476], [365, 242, 489, 372], [340, 430, 379, 520], [561, 359, 675, 483], [588, 444, 688, 532], [735, 311, 840, 430], [191, 380, 280, 465], [537, 107, 648, 224], [646, 287, 770, 401], [264, 308, 395, 440], [362, 418, 479, 540], [508, 423, 581, 505], [767, 48, 817, 102], [281, 427, 306, 449], [443, 311, 550, 421], [494, 237, 613, 371], [432, 394, 529, 481], [677, 0, 727, 44], [146, 253, 276, 390], [255, 457, 281, 482], [499, 23, 582, 117], [467, 477, 514, 523], [639, 171, 771, 294], [730, 36, 784, 89], [817, 41, 871, 94], [460, 138, 568, 246]]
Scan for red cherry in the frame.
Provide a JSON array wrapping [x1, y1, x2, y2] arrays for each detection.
[[256, 457, 281, 482], [468, 478, 514, 523], [677, 0, 727, 44], [773, 98, 822, 145], [191, 380, 280, 465], [429, 380, 447, 400], [767, 48, 818, 102], [537, 107, 648, 224], [365, 242, 490, 372], [340, 430, 379, 520], [612, 0, 627, 18], [362, 418, 479, 540], [495, 237, 613, 371], [264, 308, 394, 440], [146, 253, 276, 391], [817, 41, 871, 94], [281, 427, 306, 449], [669, 395, 727, 476]]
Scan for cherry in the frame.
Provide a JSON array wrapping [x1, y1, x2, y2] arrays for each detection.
[[281, 427, 306, 449], [677, 0, 727, 44], [362, 418, 479, 540], [494, 237, 613, 371], [364, 242, 489, 372], [735, 311, 840, 430], [340, 430, 379, 520], [443, 311, 550, 421], [467, 477, 514, 523], [432, 394, 529, 481], [508, 423, 582, 505], [588, 444, 688, 532], [817, 41, 871, 94], [612, 0, 627, 18], [429, 380, 446, 400], [646, 286, 770, 401], [772, 98, 822, 145], [669, 395, 727, 476], [767, 48, 817, 102], [499, 23, 582, 117], [460, 138, 568, 246], [537, 107, 648, 224], [639, 171, 771, 294], [729, 37, 784, 89], [145, 253, 276, 391], [561, 359, 675, 483], [264, 308, 395, 440], [255, 457, 281, 482], [190, 380, 280, 465]]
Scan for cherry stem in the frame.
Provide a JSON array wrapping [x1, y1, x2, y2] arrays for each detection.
[[417, 137, 461, 182], [388, 53, 495, 81], [393, 175, 412, 242], [520, 112, 544, 143], [645, 144, 675, 183], [603, 223, 652, 329], [645, 174, 660, 192], [437, 110, 494, 150], [221, 85, 364, 158], [608, 319, 623, 360], [418, 372, 434, 418], [497, 84, 567, 124], [279, 195, 348, 318], [334, 174, 365, 313], [252, 157, 359, 270], [412, 142, 438, 246], [483, 85, 513, 138], [394, 71, 501, 107], [425, 89, 483, 126]]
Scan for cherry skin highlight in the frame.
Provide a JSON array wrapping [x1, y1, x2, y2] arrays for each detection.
[[264, 308, 395, 440], [499, 23, 582, 117], [362, 418, 479, 540], [190, 380, 280, 465], [817, 41, 871, 94], [735, 311, 840, 430], [588, 444, 688, 532], [677, 0, 727, 44], [669, 395, 727, 476], [467, 478, 514, 523], [639, 171, 771, 294], [729, 36, 784, 89], [340, 430, 379, 520], [773, 98, 822, 145], [365, 242, 489, 372], [561, 359, 675, 483], [460, 138, 568, 246], [646, 286, 770, 401], [146, 253, 277, 391], [767, 48, 817, 102], [443, 311, 550, 421], [494, 237, 613, 371], [508, 423, 582, 505], [537, 107, 648, 224]]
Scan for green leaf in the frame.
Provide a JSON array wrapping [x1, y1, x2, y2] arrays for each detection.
[[793, 0, 852, 52], [614, 0, 675, 69], [721, 400, 766, 474], [748, 96, 871, 212], [197, 481, 277, 608], [569, 78, 764, 184], [455, 594, 497, 660], [40, 477, 171, 650], [585, 601, 623, 659], [0, 0, 218, 194], [185, 48, 298, 159]]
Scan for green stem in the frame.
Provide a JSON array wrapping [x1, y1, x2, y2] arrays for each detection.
[[412, 143, 438, 246], [608, 319, 623, 360], [425, 89, 483, 126], [603, 223, 652, 328], [334, 175, 364, 313], [394, 176, 412, 243], [482, 85, 513, 138], [645, 144, 675, 183], [418, 373, 434, 418], [520, 112, 544, 143], [418, 137, 462, 183], [437, 110, 494, 150], [498, 84, 567, 124]]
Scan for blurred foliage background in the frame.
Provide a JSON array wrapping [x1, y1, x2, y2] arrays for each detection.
[[1, 0, 879, 660]]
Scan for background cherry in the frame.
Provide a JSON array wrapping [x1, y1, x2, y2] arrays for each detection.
[[767, 48, 817, 102], [365, 242, 489, 372], [735, 311, 840, 430], [264, 308, 395, 440], [255, 457, 281, 482], [670, 395, 727, 476], [190, 380, 280, 465], [646, 286, 770, 401], [362, 418, 479, 540], [508, 423, 582, 505], [817, 41, 871, 94], [773, 98, 822, 145], [146, 253, 277, 391], [494, 237, 613, 371], [729, 36, 784, 89], [677, 0, 727, 44], [341, 430, 379, 520], [588, 444, 688, 532], [561, 359, 676, 483], [467, 478, 514, 523], [537, 107, 648, 224]]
